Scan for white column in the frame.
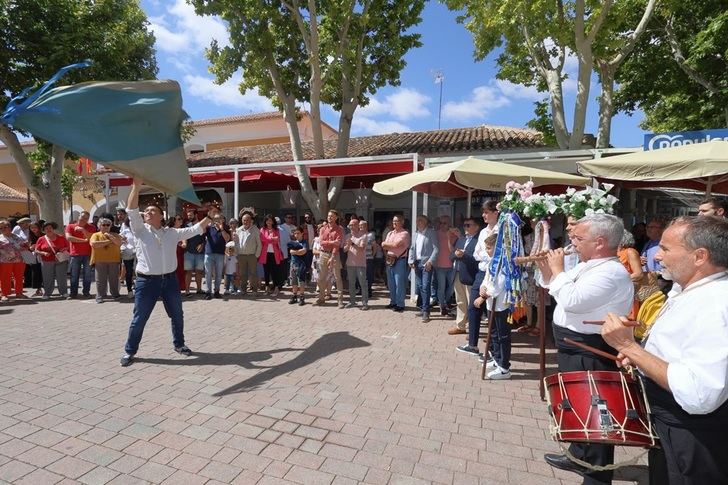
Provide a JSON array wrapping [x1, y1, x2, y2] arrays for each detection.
[[233, 167, 240, 219]]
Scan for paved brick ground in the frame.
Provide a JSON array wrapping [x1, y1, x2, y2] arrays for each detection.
[[0, 287, 646, 484]]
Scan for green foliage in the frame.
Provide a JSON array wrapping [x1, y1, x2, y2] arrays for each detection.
[[615, 1, 728, 131], [189, 0, 424, 120], [60, 166, 78, 202], [526, 99, 557, 147], [1, 0, 158, 108]]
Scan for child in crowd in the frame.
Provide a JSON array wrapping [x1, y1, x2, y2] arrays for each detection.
[[287, 226, 308, 305], [472, 233, 512, 380], [224, 241, 239, 295]]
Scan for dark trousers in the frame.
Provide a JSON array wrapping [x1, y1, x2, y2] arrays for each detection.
[[467, 271, 486, 348], [124, 273, 184, 355], [123, 259, 135, 292], [644, 377, 728, 484], [553, 325, 616, 485], [24, 263, 42, 289], [263, 253, 283, 288], [489, 309, 511, 369]]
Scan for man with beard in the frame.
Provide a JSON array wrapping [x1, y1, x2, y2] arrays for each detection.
[[602, 216, 728, 484]]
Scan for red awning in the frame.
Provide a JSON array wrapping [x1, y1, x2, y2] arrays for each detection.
[[309, 160, 413, 178]]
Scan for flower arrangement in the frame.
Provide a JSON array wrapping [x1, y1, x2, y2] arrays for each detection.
[[560, 184, 618, 218], [498, 181, 532, 214], [522, 193, 564, 220]]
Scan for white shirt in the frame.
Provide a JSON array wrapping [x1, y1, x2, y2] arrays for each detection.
[[224, 254, 238, 274], [128, 208, 204, 275], [644, 272, 728, 415], [547, 257, 633, 335], [414, 229, 426, 260], [478, 258, 508, 311], [474, 224, 498, 271], [12, 225, 28, 241]]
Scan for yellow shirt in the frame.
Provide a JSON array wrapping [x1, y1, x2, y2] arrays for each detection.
[[90, 232, 121, 265]]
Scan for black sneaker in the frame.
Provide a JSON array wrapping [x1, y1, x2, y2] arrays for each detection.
[[393, 306, 404, 313], [175, 346, 193, 356], [422, 313, 430, 323], [204, 293, 213, 300], [196, 289, 204, 295], [385, 303, 396, 309], [214, 291, 222, 299], [456, 344, 479, 356], [289, 295, 298, 304], [298, 297, 305, 306], [120, 353, 134, 367]]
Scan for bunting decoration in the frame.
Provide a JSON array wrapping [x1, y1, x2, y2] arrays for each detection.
[[488, 211, 525, 323], [1, 61, 200, 204]]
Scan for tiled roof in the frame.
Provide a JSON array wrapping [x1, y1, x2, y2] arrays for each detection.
[[191, 112, 283, 127], [0, 182, 30, 202], [188, 125, 544, 167]]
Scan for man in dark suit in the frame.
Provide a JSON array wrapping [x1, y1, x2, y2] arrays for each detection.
[[447, 217, 481, 335]]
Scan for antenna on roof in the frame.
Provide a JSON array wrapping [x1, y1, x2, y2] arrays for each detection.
[[431, 70, 444, 130]]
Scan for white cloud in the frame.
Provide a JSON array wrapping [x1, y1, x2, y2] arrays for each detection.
[[351, 117, 411, 136], [184, 74, 275, 112], [357, 88, 431, 120], [495, 80, 542, 101], [442, 85, 510, 121], [149, 0, 229, 55]]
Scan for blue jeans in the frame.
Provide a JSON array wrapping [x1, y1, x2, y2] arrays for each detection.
[[69, 254, 93, 296], [435, 267, 455, 309], [124, 273, 184, 355], [414, 261, 434, 313], [489, 309, 512, 369], [468, 271, 486, 348], [204, 253, 224, 293], [225, 274, 238, 293], [386, 257, 407, 307]]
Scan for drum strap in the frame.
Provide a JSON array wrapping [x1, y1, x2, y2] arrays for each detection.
[[558, 442, 649, 472]]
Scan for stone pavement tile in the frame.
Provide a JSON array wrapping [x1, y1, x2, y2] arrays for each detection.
[[180, 424, 216, 441], [107, 454, 146, 475], [168, 452, 210, 474], [77, 466, 119, 485], [260, 442, 294, 461], [257, 429, 282, 443], [16, 445, 65, 467], [77, 445, 124, 467], [211, 446, 241, 464], [149, 447, 181, 465], [120, 423, 162, 441], [389, 473, 430, 484], [161, 469, 208, 485], [413, 462, 454, 484], [263, 459, 293, 479], [293, 424, 328, 441], [299, 438, 324, 454], [101, 434, 136, 452], [123, 440, 165, 460], [230, 469, 264, 484], [224, 435, 266, 455], [107, 473, 151, 485], [0, 437, 38, 457], [331, 476, 358, 485], [283, 464, 335, 485], [199, 460, 243, 482], [507, 469, 563, 485], [363, 467, 390, 485], [419, 450, 467, 472], [51, 420, 93, 438], [4, 421, 41, 439], [0, 459, 36, 482], [274, 432, 304, 449], [272, 420, 299, 434], [130, 461, 175, 482], [183, 439, 222, 459], [285, 449, 326, 470], [77, 428, 117, 445], [388, 459, 416, 476], [258, 476, 297, 485], [46, 456, 97, 479], [465, 460, 509, 482], [230, 450, 271, 472], [15, 467, 64, 484], [320, 457, 369, 481]]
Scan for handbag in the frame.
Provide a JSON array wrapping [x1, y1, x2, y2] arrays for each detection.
[[20, 250, 37, 264], [45, 236, 70, 263], [636, 271, 660, 302]]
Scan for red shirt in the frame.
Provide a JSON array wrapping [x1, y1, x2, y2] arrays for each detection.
[[35, 235, 70, 263], [319, 224, 344, 252], [65, 222, 96, 256]]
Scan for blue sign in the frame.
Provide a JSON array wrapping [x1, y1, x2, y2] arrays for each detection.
[[644, 128, 728, 151]]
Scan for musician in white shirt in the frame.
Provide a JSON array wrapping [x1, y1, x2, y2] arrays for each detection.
[[602, 216, 728, 484], [120, 178, 211, 367], [537, 214, 634, 484]]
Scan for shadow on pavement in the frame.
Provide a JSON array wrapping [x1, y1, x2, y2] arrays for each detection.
[[137, 331, 371, 396]]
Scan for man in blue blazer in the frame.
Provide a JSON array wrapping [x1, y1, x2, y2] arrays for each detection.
[[447, 217, 481, 334]]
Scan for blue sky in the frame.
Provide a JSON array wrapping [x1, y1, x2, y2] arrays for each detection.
[[141, 0, 646, 148]]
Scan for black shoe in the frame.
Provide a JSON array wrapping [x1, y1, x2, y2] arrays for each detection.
[[120, 353, 134, 367], [214, 291, 222, 299], [204, 293, 212, 300], [385, 303, 396, 309], [456, 344, 479, 356], [393, 306, 404, 313], [196, 289, 204, 295], [289, 295, 298, 304], [298, 297, 305, 306], [175, 346, 193, 356], [543, 453, 588, 477], [440, 307, 449, 316]]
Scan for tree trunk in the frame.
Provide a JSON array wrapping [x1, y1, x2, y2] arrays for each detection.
[[596, 63, 615, 149], [0, 126, 65, 223], [544, 71, 570, 149], [568, 48, 593, 149]]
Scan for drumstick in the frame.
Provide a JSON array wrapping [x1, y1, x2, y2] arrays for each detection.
[[563, 338, 621, 363], [582, 320, 641, 327]]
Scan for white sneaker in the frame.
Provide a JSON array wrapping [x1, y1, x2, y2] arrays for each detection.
[[487, 367, 511, 380]]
